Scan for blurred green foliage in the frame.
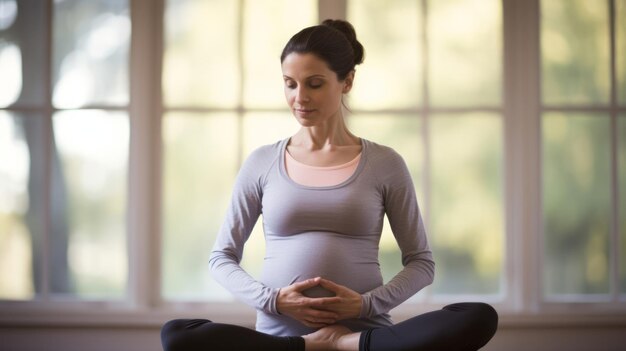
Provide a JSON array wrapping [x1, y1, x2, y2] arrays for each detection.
[[542, 114, 611, 295], [429, 114, 503, 294], [162, 113, 238, 300], [541, 0, 609, 105]]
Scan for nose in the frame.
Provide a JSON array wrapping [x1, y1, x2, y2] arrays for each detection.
[[295, 86, 310, 104]]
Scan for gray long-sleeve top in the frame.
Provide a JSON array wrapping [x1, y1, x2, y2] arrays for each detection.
[[209, 138, 434, 336]]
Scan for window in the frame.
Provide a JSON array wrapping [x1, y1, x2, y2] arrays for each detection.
[[541, 0, 625, 301], [347, 0, 503, 299], [161, 0, 317, 300], [161, 0, 504, 303], [0, 0, 130, 300], [1, 0, 625, 323]]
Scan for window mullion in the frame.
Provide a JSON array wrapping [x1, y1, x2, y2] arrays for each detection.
[[502, 0, 542, 313], [608, 0, 620, 302], [420, 0, 433, 302], [128, 0, 164, 309], [319, 0, 347, 21], [41, 0, 54, 301]]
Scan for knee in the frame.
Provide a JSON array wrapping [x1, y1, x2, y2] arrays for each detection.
[[161, 319, 183, 351], [474, 303, 498, 327], [465, 303, 499, 338], [161, 319, 210, 351], [445, 302, 499, 334], [162, 319, 184, 334]]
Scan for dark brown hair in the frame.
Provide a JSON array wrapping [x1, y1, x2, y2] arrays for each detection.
[[280, 19, 365, 81]]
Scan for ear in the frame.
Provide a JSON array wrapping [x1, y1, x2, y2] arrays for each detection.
[[342, 70, 355, 94]]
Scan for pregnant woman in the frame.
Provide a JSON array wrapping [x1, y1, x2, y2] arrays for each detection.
[[161, 19, 498, 351]]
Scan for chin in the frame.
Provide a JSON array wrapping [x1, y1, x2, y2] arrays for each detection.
[[294, 115, 318, 127], [298, 119, 324, 128]]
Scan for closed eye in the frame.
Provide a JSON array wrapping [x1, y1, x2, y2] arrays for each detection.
[[308, 78, 324, 89], [284, 79, 296, 89]]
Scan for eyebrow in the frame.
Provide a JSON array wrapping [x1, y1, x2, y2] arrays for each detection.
[[283, 74, 327, 80]]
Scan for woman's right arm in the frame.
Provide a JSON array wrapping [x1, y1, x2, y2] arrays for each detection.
[[209, 148, 280, 313]]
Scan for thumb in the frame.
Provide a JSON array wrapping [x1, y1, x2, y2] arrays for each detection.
[[291, 277, 321, 292], [318, 278, 343, 292]]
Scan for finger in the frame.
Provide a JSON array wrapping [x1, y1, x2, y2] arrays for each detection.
[[291, 277, 321, 292], [307, 308, 339, 321], [306, 315, 336, 325], [302, 316, 333, 328], [303, 321, 330, 328], [306, 296, 342, 307], [318, 278, 344, 293]]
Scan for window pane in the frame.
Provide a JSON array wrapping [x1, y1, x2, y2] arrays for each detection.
[[164, 0, 239, 108], [617, 113, 626, 294], [542, 113, 610, 296], [162, 113, 237, 300], [242, 112, 299, 158], [0, 111, 44, 300], [430, 114, 503, 294], [52, 110, 129, 298], [429, 0, 501, 107], [541, 0, 609, 105], [0, 0, 46, 107], [53, 0, 130, 108], [347, 115, 424, 284], [243, 0, 317, 108], [618, 0, 626, 105], [348, 0, 421, 109]]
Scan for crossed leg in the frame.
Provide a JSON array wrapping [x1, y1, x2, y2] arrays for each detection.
[[161, 302, 498, 351]]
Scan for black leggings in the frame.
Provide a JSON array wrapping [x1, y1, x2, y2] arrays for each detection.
[[161, 302, 498, 351]]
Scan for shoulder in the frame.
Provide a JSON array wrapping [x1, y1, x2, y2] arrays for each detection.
[[238, 139, 285, 177], [245, 139, 284, 163], [363, 139, 412, 185], [363, 139, 407, 168]]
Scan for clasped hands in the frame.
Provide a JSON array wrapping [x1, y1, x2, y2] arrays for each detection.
[[276, 277, 362, 328]]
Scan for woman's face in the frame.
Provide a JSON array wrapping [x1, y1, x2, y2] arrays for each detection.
[[281, 53, 352, 127]]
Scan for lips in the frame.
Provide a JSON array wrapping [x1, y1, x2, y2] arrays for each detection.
[[294, 108, 315, 116]]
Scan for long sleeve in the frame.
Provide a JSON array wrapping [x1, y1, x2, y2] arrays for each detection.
[[208, 147, 281, 314], [360, 148, 435, 318]]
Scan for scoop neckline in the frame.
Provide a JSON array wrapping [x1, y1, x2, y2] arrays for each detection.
[[279, 138, 368, 190], [285, 148, 362, 171]]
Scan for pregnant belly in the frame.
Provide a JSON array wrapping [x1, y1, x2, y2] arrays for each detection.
[[260, 231, 383, 296]]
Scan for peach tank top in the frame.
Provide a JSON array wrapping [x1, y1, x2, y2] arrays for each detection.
[[284, 150, 361, 187]]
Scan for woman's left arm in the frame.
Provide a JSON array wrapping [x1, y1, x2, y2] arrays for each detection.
[[359, 148, 435, 318]]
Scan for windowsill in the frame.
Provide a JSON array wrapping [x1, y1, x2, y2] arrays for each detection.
[[1, 302, 626, 329]]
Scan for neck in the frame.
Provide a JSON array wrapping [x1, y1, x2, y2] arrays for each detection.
[[292, 111, 359, 151]]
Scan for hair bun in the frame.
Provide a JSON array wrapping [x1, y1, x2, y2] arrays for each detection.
[[322, 19, 365, 66]]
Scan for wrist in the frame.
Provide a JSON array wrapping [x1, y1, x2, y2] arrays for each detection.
[[269, 287, 282, 315], [350, 295, 363, 319], [358, 294, 368, 318]]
